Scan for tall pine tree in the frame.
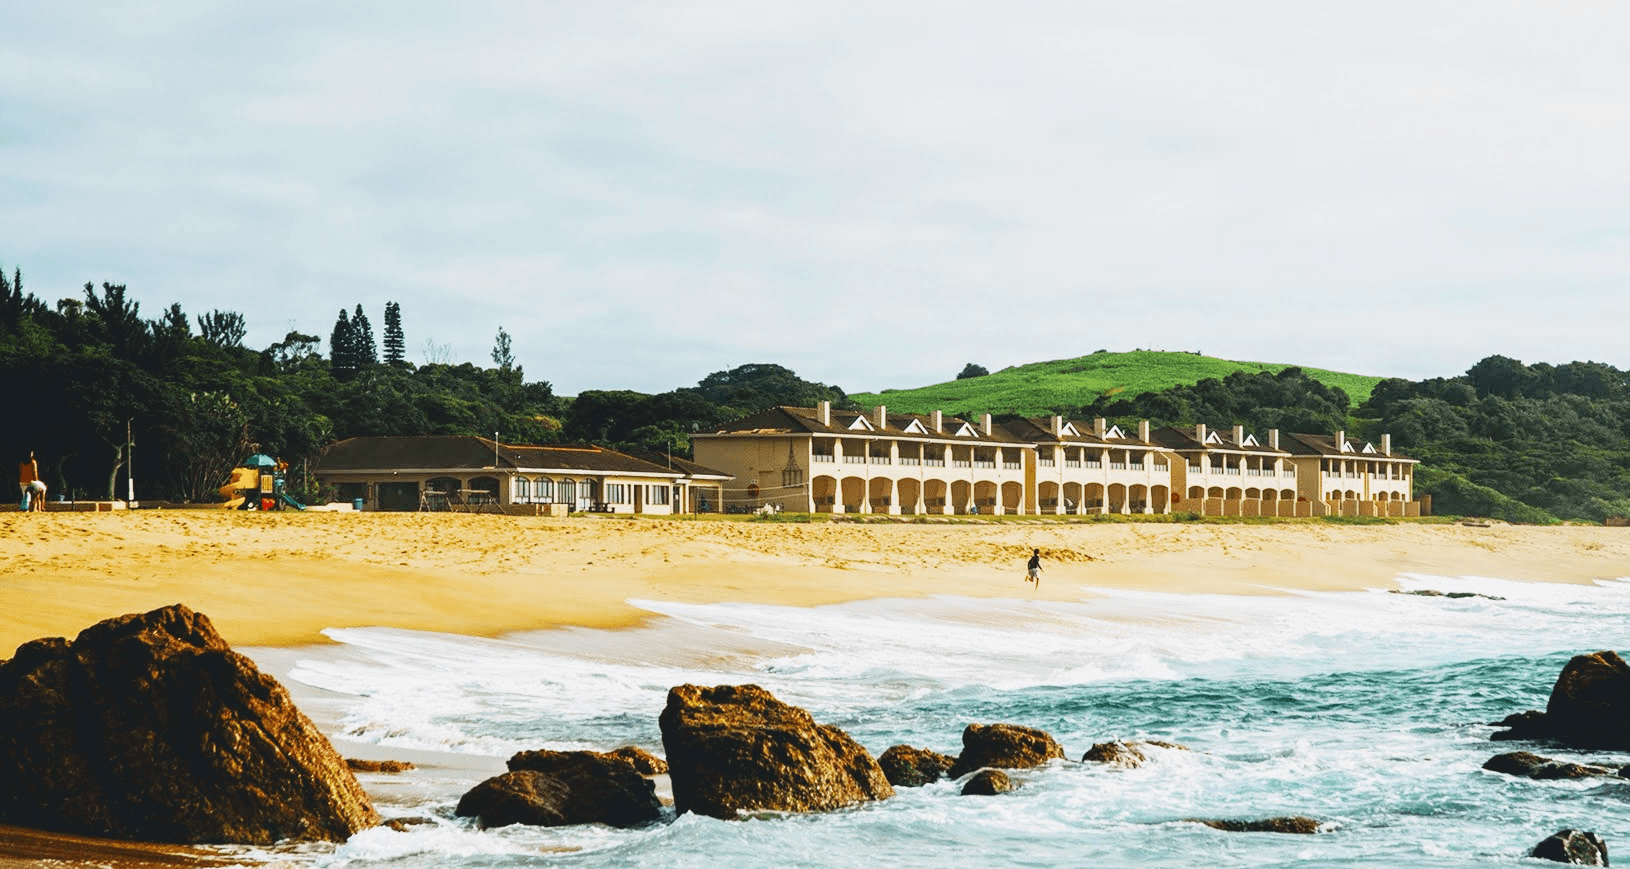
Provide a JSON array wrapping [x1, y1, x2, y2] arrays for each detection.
[[352, 303, 378, 366], [382, 301, 405, 366], [330, 308, 356, 379]]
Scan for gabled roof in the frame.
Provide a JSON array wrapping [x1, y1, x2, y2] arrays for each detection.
[[1279, 432, 1416, 461], [1002, 417, 1159, 448], [315, 436, 716, 477], [1148, 427, 1290, 456], [701, 406, 1028, 444]]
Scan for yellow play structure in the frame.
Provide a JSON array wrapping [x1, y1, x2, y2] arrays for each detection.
[[218, 454, 305, 510]]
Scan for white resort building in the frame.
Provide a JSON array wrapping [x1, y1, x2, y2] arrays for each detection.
[[692, 402, 1423, 518]]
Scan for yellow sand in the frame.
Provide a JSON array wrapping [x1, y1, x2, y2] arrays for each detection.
[[2, 512, 1628, 652]]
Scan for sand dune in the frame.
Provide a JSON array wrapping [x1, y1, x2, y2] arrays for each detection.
[[3, 512, 1628, 651]]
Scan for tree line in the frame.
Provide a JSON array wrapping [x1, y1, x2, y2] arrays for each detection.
[[4, 264, 1624, 521], [0, 268, 851, 504]]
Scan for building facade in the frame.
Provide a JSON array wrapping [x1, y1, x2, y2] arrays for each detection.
[[693, 403, 1422, 517], [314, 436, 729, 514]]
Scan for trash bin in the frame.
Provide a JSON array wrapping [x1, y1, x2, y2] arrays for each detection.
[[353, 498, 365, 512]]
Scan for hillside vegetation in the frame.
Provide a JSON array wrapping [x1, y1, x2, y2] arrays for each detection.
[[852, 351, 1384, 417]]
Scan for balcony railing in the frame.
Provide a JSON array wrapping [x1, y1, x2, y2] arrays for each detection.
[[1153, 463, 1169, 471], [925, 459, 946, 467], [974, 460, 996, 469], [812, 454, 835, 463], [1085, 460, 1103, 468], [1110, 462, 1127, 470], [844, 455, 865, 463], [1003, 462, 1021, 470], [899, 457, 920, 466], [1038, 459, 1055, 468], [1065, 460, 1081, 468], [870, 456, 891, 465], [1188, 463, 1202, 473], [1129, 462, 1144, 470], [953, 460, 972, 468]]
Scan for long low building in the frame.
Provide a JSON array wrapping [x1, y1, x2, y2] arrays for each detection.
[[692, 402, 1423, 518], [314, 436, 729, 514]]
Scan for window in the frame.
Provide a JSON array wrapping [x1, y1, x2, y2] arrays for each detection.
[[605, 483, 630, 504], [537, 478, 555, 502], [558, 479, 576, 506], [647, 485, 670, 505], [514, 477, 531, 501]]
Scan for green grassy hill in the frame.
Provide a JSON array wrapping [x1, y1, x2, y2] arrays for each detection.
[[850, 351, 1385, 417]]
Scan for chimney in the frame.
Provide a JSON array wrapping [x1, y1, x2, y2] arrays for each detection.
[[1094, 417, 1107, 437], [1335, 430, 1346, 452], [981, 413, 993, 436], [1233, 424, 1245, 445], [931, 410, 943, 432], [1195, 422, 1207, 443], [818, 400, 831, 425], [875, 405, 887, 429], [1138, 420, 1150, 442], [1381, 433, 1392, 455], [1269, 428, 1280, 449], [1052, 415, 1064, 436]]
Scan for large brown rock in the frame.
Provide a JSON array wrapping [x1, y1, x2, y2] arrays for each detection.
[[1192, 817, 1322, 834], [878, 745, 956, 788], [946, 723, 1065, 778], [455, 750, 661, 828], [0, 604, 379, 844], [658, 684, 895, 819], [1493, 652, 1630, 749], [960, 769, 1013, 796]]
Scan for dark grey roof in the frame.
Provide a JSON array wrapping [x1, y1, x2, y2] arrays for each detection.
[[1148, 426, 1290, 456], [1280, 431, 1415, 461], [315, 436, 718, 477], [1001, 417, 1160, 448]]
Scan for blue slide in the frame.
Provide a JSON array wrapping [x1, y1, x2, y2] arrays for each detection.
[[277, 493, 307, 511]]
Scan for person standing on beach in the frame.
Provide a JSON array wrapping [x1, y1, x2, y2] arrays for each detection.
[[18, 451, 39, 510], [1026, 548, 1042, 587]]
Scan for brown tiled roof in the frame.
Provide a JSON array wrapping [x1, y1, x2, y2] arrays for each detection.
[[1280, 432, 1415, 461], [704, 406, 1029, 444], [1003, 417, 1160, 448], [1148, 426, 1290, 456], [315, 436, 698, 477]]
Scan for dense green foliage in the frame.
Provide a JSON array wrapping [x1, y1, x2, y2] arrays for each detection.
[[1360, 357, 1630, 524], [0, 267, 851, 502], [852, 350, 1384, 416], [1073, 367, 1353, 437]]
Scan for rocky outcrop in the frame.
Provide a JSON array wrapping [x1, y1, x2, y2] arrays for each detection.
[[1532, 830, 1609, 865], [347, 759, 415, 773], [0, 604, 378, 844], [1192, 817, 1322, 834], [1081, 739, 1189, 768], [1483, 751, 1618, 780], [658, 684, 895, 819], [960, 769, 1013, 796], [1389, 589, 1505, 601], [946, 723, 1065, 778], [456, 750, 662, 829], [878, 745, 956, 788], [602, 746, 669, 776], [1493, 651, 1630, 749]]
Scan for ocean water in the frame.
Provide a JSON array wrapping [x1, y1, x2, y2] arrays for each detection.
[[242, 574, 1630, 868]]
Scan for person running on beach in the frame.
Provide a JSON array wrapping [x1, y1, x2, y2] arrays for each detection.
[[1026, 548, 1042, 587]]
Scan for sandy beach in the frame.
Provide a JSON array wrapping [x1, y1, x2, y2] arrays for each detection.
[[3, 511, 1628, 653]]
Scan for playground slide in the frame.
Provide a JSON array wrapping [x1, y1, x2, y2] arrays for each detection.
[[277, 493, 306, 511], [218, 467, 258, 509]]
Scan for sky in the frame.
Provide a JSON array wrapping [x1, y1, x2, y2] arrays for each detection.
[[3, 2, 1628, 396]]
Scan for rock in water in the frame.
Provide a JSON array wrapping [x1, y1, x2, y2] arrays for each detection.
[[1081, 739, 1190, 768], [946, 723, 1065, 778], [960, 769, 1013, 796], [485, 749, 661, 827], [658, 684, 895, 819], [1483, 751, 1616, 780], [1494, 651, 1630, 749], [456, 749, 662, 830], [1192, 817, 1322, 834], [1532, 829, 1609, 865], [602, 746, 669, 776], [878, 745, 956, 787], [0, 604, 378, 844]]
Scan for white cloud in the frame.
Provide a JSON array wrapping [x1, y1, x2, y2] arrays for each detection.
[[2, 1, 1627, 395]]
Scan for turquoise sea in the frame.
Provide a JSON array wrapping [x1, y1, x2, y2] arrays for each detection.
[[241, 573, 1630, 868]]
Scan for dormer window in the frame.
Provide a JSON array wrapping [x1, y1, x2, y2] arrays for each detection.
[[1106, 424, 1126, 439], [1241, 433, 1259, 447], [1361, 442, 1377, 454], [847, 415, 874, 431], [953, 422, 977, 437], [1204, 431, 1224, 445], [1060, 422, 1080, 437], [902, 419, 928, 434]]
